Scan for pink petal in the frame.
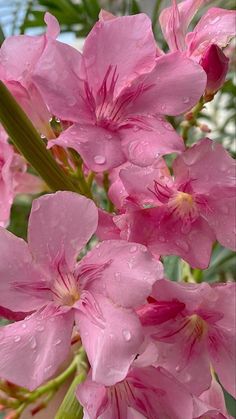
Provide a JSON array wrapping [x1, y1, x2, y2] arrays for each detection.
[[44, 12, 60, 39], [200, 44, 229, 95], [199, 378, 230, 418], [33, 40, 90, 122], [204, 195, 236, 251], [14, 172, 44, 195], [173, 138, 236, 194], [83, 13, 156, 97], [186, 8, 236, 58], [159, 0, 203, 51], [0, 307, 74, 390], [96, 209, 121, 241], [125, 51, 206, 116], [81, 240, 163, 308], [209, 327, 236, 398], [121, 116, 184, 166], [0, 228, 48, 313], [75, 293, 143, 386], [28, 191, 98, 272], [76, 370, 108, 419], [48, 124, 126, 172]]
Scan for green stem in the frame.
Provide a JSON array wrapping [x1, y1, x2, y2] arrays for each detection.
[[181, 97, 205, 142], [0, 81, 78, 193]]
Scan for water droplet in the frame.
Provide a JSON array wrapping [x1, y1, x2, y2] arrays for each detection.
[[159, 236, 166, 242], [36, 324, 45, 332], [44, 365, 52, 373], [175, 365, 181, 372], [209, 16, 221, 24], [183, 97, 190, 104], [14, 336, 21, 343], [22, 323, 27, 329], [30, 337, 37, 349], [133, 125, 139, 132], [130, 245, 137, 253], [67, 96, 77, 106], [175, 239, 189, 251], [94, 155, 106, 165], [115, 272, 121, 281], [161, 104, 167, 111], [106, 133, 112, 140], [122, 329, 131, 341], [54, 339, 62, 346]]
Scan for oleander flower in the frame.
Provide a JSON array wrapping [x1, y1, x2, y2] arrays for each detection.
[[32, 12, 206, 171], [106, 138, 236, 268], [77, 366, 193, 419], [0, 191, 162, 390], [137, 279, 236, 397]]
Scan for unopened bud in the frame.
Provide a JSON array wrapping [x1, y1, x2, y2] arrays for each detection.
[[201, 44, 229, 98]]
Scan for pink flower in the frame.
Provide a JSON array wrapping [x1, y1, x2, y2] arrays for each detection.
[[0, 128, 43, 227], [137, 278, 236, 397], [0, 191, 162, 390], [0, 13, 59, 136], [159, 0, 236, 60], [32, 13, 206, 171], [77, 366, 193, 419], [107, 138, 236, 268], [193, 377, 233, 418]]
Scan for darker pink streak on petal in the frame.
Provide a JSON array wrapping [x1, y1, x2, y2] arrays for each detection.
[[209, 327, 236, 398], [200, 44, 229, 95], [186, 8, 236, 58], [81, 240, 163, 308], [0, 227, 48, 313], [0, 308, 74, 390], [83, 13, 157, 97], [28, 191, 98, 272], [75, 293, 143, 386], [126, 51, 206, 116], [121, 116, 184, 166], [33, 40, 90, 122], [49, 124, 126, 172]]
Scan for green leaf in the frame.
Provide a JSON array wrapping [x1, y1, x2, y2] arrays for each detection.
[[55, 373, 86, 419], [0, 81, 78, 193], [163, 255, 181, 281]]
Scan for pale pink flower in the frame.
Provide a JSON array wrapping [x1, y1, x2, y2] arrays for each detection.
[[159, 0, 236, 60], [137, 279, 236, 397], [107, 138, 236, 268], [0, 128, 43, 227], [77, 366, 194, 419], [0, 191, 162, 390], [0, 13, 59, 136], [32, 12, 206, 171]]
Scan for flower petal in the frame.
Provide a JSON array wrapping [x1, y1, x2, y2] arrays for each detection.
[[121, 116, 184, 166], [75, 294, 143, 386], [48, 124, 126, 172], [28, 191, 98, 272], [186, 8, 236, 58], [0, 227, 48, 312], [81, 240, 163, 308], [83, 13, 156, 97], [125, 51, 206, 116], [33, 40, 90, 122], [0, 307, 74, 390]]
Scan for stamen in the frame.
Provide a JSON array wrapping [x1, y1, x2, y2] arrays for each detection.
[[167, 191, 198, 221]]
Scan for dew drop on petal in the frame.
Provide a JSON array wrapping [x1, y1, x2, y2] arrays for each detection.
[[30, 337, 37, 350], [183, 97, 190, 104], [94, 155, 106, 165], [115, 272, 121, 281], [14, 336, 21, 343], [130, 245, 137, 253], [122, 329, 132, 342], [36, 324, 45, 332], [54, 339, 62, 346]]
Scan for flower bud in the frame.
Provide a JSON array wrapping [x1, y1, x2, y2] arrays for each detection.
[[201, 44, 229, 99]]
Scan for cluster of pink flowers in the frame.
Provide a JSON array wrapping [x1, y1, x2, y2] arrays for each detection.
[[0, 0, 235, 418]]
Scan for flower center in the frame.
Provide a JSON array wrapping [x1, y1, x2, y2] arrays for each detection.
[[185, 314, 208, 340], [51, 269, 80, 307], [168, 191, 198, 221]]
